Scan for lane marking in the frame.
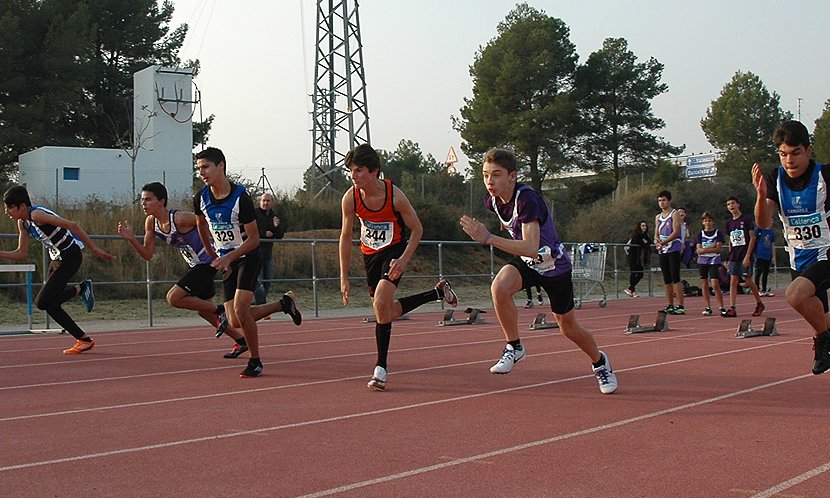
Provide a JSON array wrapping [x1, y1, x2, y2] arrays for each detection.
[[0, 346, 810, 474], [749, 461, 830, 498]]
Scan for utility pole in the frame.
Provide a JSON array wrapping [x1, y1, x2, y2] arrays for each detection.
[[310, 0, 371, 198], [797, 97, 803, 121]]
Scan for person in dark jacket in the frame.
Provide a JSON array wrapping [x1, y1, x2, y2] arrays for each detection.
[[254, 192, 285, 304], [624, 220, 652, 298]]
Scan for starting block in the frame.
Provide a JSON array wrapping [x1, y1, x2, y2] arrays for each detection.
[[362, 315, 410, 323], [529, 313, 559, 330], [439, 307, 485, 326], [624, 311, 669, 334], [736, 317, 777, 338]]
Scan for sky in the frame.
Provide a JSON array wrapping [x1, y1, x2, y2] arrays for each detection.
[[169, 0, 830, 193]]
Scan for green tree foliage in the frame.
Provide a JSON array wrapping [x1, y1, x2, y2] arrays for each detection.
[[813, 99, 830, 164], [454, 3, 577, 192], [0, 0, 211, 181], [572, 38, 682, 187], [377, 139, 442, 185], [700, 71, 791, 180]]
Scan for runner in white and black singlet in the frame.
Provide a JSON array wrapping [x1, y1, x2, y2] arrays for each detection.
[[1, 186, 115, 354]]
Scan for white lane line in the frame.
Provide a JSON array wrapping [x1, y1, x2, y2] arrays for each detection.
[[0, 347, 809, 473], [749, 461, 830, 498], [296, 374, 811, 498]]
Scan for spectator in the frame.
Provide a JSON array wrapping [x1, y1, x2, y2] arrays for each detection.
[[254, 192, 285, 305], [624, 220, 651, 298], [753, 224, 776, 296]]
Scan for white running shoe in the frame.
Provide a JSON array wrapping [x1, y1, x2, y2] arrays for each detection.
[[624, 288, 635, 298], [435, 279, 458, 308], [592, 351, 618, 394], [367, 366, 387, 391], [490, 344, 526, 374]]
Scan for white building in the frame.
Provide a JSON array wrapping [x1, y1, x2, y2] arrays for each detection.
[[18, 66, 195, 207]]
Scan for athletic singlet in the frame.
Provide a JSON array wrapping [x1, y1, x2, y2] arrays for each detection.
[[22, 206, 83, 261], [777, 162, 830, 271], [195, 183, 254, 257], [153, 209, 213, 267], [488, 184, 571, 277], [354, 179, 404, 255], [696, 229, 722, 266], [657, 209, 681, 254]]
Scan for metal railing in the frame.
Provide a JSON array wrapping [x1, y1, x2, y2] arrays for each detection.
[[0, 234, 787, 327]]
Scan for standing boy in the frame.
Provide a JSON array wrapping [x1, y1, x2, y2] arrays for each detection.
[[1, 186, 115, 354], [459, 147, 617, 394], [753, 120, 830, 374], [338, 143, 458, 391], [194, 147, 301, 378], [654, 191, 685, 314], [724, 196, 764, 317], [694, 212, 726, 317], [118, 182, 299, 359], [753, 224, 776, 296]]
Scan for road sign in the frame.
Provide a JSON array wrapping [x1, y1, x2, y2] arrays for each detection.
[[685, 154, 717, 179], [445, 146, 458, 165]]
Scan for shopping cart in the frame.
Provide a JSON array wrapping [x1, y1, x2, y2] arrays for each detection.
[[570, 243, 607, 309]]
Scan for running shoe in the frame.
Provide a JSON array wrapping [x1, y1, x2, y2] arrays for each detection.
[[702, 307, 713, 316], [223, 341, 248, 359], [813, 332, 830, 375], [752, 302, 765, 317], [524, 300, 533, 309], [723, 307, 737, 318], [281, 292, 302, 326], [435, 279, 458, 308], [670, 305, 686, 315], [240, 358, 263, 378], [215, 304, 228, 338], [624, 288, 635, 298], [537, 293, 544, 305], [592, 351, 618, 394], [662, 304, 675, 314], [766, 289, 775, 297], [367, 365, 387, 391], [490, 344, 525, 374], [63, 338, 94, 355], [79, 279, 94, 313]]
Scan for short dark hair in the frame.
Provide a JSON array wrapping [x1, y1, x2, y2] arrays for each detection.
[[701, 211, 715, 221], [657, 190, 672, 201], [726, 196, 740, 204], [483, 147, 517, 173], [142, 182, 168, 207], [773, 120, 810, 149], [3, 185, 31, 207], [195, 147, 226, 168], [344, 143, 381, 173]]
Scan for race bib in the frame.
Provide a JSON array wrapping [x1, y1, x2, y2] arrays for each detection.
[[521, 245, 558, 275], [210, 221, 242, 250], [785, 212, 829, 248], [729, 229, 746, 247], [702, 240, 715, 249], [360, 220, 393, 251]]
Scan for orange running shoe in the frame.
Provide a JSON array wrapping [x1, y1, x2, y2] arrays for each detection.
[[63, 339, 94, 355]]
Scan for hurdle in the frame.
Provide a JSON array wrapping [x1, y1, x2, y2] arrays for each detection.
[[736, 317, 777, 338], [624, 311, 670, 334], [438, 307, 485, 326], [529, 313, 559, 330], [0, 264, 54, 335]]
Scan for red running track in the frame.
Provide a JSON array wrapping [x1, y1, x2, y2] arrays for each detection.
[[1, 293, 829, 497]]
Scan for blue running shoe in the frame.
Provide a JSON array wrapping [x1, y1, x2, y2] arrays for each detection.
[[79, 279, 95, 313]]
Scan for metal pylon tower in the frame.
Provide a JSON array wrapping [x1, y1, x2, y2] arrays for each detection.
[[310, 0, 370, 197]]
